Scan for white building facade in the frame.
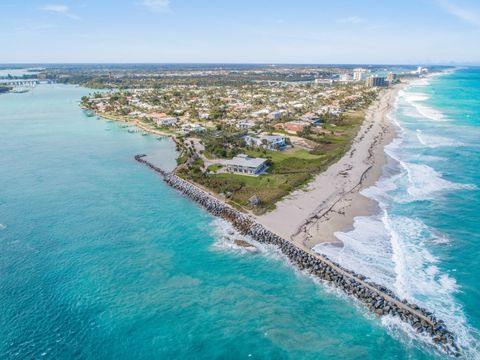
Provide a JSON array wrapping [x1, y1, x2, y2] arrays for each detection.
[[225, 154, 268, 175]]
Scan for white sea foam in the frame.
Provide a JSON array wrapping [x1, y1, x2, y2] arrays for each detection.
[[409, 78, 431, 87], [399, 88, 448, 122], [407, 69, 455, 90], [0, 223, 6, 230], [210, 218, 259, 253], [380, 314, 452, 358], [317, 182, 480, 356], [210, 218, 297, 267], [412, 154, 446, 162], [403, 91, 430, 102], [400, 161, 475, 202], [383, 128, 474, 202], [315, 215, 395, 288], [212, 83, 480, 353], [416, 129, 461, 148], [385, 215, 454, 300], [316, 78, 480, 356], [408, 100, 446, 122]]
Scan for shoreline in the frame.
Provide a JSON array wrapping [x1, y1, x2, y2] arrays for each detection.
[[255, 83, 405, 249], [93, 83, 405, 251], [90, 110, 182, 147], [131, 77, 461, 354], [91, 82, 405, 252], [134, 155, 459, 355]]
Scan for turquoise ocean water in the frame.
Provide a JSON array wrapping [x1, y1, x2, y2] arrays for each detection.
[[0, 74, 478, 359], [316, 68, 480, 359]]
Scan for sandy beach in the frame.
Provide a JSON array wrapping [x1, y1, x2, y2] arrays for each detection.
[[256, 83, 404, 250]]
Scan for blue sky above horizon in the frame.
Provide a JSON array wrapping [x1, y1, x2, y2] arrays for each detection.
[[1, 0, 480, 64]]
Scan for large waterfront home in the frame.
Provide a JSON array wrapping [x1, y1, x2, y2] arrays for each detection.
[[299, 113, 322, 125], [274, 121, 309, 133], [236, 120, 255, 130], [244, 134, 286, 150], [225, 154, 268, 175], [181, 123, 205, 132], [152, 115, 178, 127], [156, 117, 178, 126]]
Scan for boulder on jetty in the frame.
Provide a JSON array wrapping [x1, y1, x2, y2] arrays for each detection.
[[234, 239, 256, 249], [134, 155, 461, 357]]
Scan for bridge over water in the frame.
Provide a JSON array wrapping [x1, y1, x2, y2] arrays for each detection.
[[0, 79, 52, 86]]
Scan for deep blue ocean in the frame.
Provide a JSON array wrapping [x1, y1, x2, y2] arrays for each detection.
[[0, 70, 478, 359]]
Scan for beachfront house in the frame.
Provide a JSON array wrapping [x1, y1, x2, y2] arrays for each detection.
[[299, 113, 322, 125], [128, 111, 145, 117], [152, 116, 178, 127], [251, 109, 270, 117], [181, 123, 205, 132], [157, 117, 178, 127], [268, 111, 283, 120], [225, 154, 268, 176], [150, 113, 178, 127], [244, 134, 286, 150], [236, 120, 255, 130], [278, 121, 309, 133], [319, 106, 343, 116]]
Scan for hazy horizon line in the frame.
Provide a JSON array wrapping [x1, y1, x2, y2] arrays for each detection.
[[1, 62, 477, 67]]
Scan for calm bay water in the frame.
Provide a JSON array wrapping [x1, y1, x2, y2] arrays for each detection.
[[0, 82, 475, 359]]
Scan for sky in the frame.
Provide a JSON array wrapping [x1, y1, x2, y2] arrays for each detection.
[[1, 0, 480, 64]]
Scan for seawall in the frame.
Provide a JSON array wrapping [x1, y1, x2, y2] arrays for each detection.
[[135, 154, 460, 356]]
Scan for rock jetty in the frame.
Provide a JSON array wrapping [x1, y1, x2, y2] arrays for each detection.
[[135, 154, 460, 356]]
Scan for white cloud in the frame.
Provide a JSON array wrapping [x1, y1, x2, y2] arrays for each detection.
[[337, 16, 363, 24], [438, 0, 480, 25], [140, 0, 171, 12], [41, 4, 80, 19]]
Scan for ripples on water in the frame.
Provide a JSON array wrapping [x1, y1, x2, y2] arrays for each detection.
[[0, 82, 477, 359]]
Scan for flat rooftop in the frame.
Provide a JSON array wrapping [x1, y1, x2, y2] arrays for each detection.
[[225, 154, 267, 168]]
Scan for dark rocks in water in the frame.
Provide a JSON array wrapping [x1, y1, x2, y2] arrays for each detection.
[[234, 239, 256, 249], [134, 154, 460, 356]]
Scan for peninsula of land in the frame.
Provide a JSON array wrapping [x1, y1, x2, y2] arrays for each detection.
[[76, 65, 419, 250], [74, 64, 459, 353]]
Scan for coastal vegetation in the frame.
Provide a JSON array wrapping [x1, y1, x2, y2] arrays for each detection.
[[178, 119, 366, 213], [76, 64, 380, 212]]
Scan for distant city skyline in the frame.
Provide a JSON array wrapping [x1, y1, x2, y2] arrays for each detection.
[[2, 0, 480, 64]]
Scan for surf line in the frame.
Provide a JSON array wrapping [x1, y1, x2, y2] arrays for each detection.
[[135, 154, 460, 356]]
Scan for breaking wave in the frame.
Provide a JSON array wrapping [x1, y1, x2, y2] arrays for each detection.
[[416, 129, 462, 148], [315, 75, 479, 357], [401, 92, 447, 122]]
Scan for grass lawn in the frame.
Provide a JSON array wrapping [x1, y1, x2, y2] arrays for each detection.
[[180, 108, 368, 213], [207, 164, 223, 172], [186, 148, 331, 213], [201, 172, 310, 213], [245, 148, 324, 161]]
